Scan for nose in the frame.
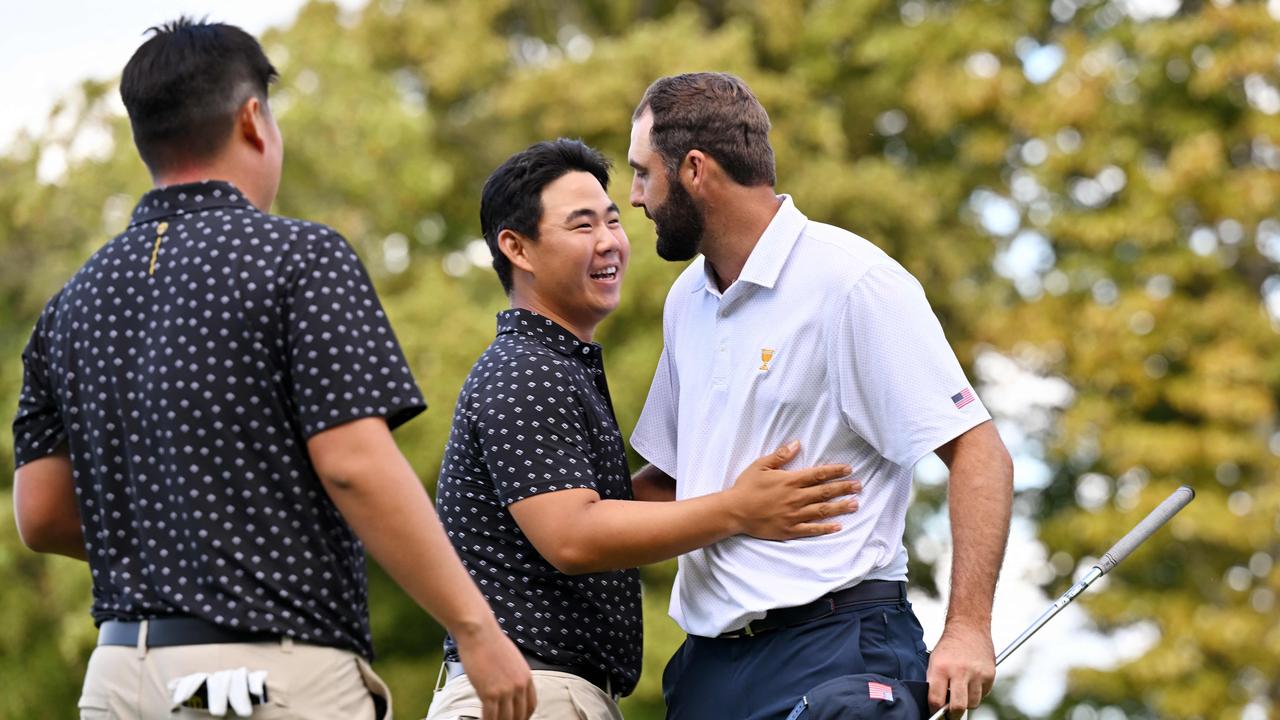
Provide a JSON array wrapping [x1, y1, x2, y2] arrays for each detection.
[[629, 175, 644, 209], [595, 223, 624, 257]]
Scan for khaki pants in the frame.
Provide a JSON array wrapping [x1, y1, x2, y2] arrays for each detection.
[[78, 630, 391, 719], [425, 669, 623, 720]]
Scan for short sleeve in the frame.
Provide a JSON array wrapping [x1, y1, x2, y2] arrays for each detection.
[[285, 227, 426, 437], [630, 341, 679, 477], [828, 264, 990, 468], [13, 300, 67, 468], [473, 352, 600, 506]]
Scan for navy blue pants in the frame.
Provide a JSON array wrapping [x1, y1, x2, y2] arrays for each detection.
[[662, 599, 930, 720]]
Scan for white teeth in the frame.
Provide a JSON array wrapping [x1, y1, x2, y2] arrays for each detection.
[[591, 265, 618, 279]]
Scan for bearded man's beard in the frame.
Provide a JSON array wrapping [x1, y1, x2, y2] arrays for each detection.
[[653, 178, 705, 262]]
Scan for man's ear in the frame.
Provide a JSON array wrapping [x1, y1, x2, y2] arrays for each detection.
[[682, 149, 709, 191], [498, 228, 536, 274], [238, 96, 268, 154]]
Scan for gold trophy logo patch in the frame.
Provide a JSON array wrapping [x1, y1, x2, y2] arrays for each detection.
[[759, 348, 775, 371]]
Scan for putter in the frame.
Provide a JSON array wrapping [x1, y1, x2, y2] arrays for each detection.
[[926, 485, 1196, 720]]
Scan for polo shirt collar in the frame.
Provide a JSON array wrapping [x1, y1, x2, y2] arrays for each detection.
[[128, 180, 255, 226], [698, 194, 807, 294], [497, 308, 602, 361]]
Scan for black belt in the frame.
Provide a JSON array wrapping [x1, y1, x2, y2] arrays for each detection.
[[718, 580, 907, 639], [98, 617, 282, 647], [445, 651, 619, 700]]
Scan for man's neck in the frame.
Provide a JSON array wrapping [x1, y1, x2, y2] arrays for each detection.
[[702, 189, 784, 293], [510, 294, 598, 344], [153, 162, 266, 212]]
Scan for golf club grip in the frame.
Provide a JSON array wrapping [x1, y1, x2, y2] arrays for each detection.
[[1097, 486, 1195, 574]]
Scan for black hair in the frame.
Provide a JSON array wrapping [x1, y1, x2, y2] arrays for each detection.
[[480, 138, 612, 294], [120, 16, 278, 174]]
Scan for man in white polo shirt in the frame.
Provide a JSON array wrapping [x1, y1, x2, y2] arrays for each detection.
[[626, 73, 1014, 720]]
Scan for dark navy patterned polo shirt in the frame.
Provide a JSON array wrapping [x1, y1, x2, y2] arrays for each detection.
[[12, 180, 425, 659], [437, 309, 642, 696]]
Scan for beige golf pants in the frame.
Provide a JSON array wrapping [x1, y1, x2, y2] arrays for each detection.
[[425, 669, 623, 720], [78, 631, 391, 719]]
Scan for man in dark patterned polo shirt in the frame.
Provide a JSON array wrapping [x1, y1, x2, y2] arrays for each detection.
[[11, 18, 532, 720], [426, 139, 861, 720]]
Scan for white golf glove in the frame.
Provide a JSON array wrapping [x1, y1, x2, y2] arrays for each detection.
[[167, 667, 269, 716]]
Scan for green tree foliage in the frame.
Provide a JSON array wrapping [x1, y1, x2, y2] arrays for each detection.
[[1, 1, 1275, 717], [993, 3, 1280, 718]]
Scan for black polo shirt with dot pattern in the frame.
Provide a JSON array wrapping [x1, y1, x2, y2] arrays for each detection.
[[12, 180, 425, 660], [437, 309, 642, 696]]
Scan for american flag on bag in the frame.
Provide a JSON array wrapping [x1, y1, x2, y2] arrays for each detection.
[[868, 680, 894, 701]]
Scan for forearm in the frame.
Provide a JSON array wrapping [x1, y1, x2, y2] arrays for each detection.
[[943, 422, 1013, 626], [547, 492, 741, 573], [516, 442, 855, 574]]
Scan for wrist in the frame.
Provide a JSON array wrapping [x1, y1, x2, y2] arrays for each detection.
[[944, 592, 994, 628], [718, 486, 749, 535], [448, 613, 501, 646], [942, 614, 992, 634]]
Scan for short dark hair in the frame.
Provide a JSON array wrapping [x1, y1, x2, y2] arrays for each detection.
[[480, 139, 612, 295], [120, 17, 278, 174], [634, 72, 776, 187]]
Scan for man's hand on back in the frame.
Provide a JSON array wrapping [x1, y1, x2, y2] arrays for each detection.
[[727, 441, 860, 540]]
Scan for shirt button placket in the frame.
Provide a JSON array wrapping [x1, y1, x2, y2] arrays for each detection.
[[712, 305, 731, 388]]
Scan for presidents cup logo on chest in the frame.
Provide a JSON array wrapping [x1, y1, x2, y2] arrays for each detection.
[[758, 347, 776, 372]]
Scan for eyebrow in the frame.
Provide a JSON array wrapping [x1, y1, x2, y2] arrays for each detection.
[[562, 203, 620, 224], [627, 159, 644, 171]]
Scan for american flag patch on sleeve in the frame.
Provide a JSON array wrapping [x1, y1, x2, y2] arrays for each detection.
[[868, 680, 894, 701], [951, 387, 975, 409]]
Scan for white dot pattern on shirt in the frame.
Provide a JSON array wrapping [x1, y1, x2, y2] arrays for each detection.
[[436, 309, 642, 695], [12, 180, 426, 659]]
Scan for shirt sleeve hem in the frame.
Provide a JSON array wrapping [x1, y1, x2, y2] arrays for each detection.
[[894, 410, 992, 470], [385, 402, 428, 432], [303, 401, 428, 440], [500, 481, 601, 507], [629, 435, 678, 479], [14, 440, 67, 470]]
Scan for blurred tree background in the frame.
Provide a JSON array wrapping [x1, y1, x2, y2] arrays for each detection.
[[1, 0, 1277, 718]]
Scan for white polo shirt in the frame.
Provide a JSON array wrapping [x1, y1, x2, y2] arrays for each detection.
[[631, 196, 990, 637]]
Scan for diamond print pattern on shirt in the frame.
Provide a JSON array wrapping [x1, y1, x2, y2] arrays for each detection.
[[436, 309, 642, 696]]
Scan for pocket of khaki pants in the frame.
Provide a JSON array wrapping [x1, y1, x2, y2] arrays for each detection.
[[355, 657, 394, 720], [566, 688, 593, 720], [566, 682, 619, 720]]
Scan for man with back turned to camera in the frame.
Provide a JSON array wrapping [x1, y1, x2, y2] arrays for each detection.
[[11, 18, 534, 720], [625, 72, 1015, 719]]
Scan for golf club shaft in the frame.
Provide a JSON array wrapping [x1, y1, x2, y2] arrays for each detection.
[[924, 486, 1194, 720]]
